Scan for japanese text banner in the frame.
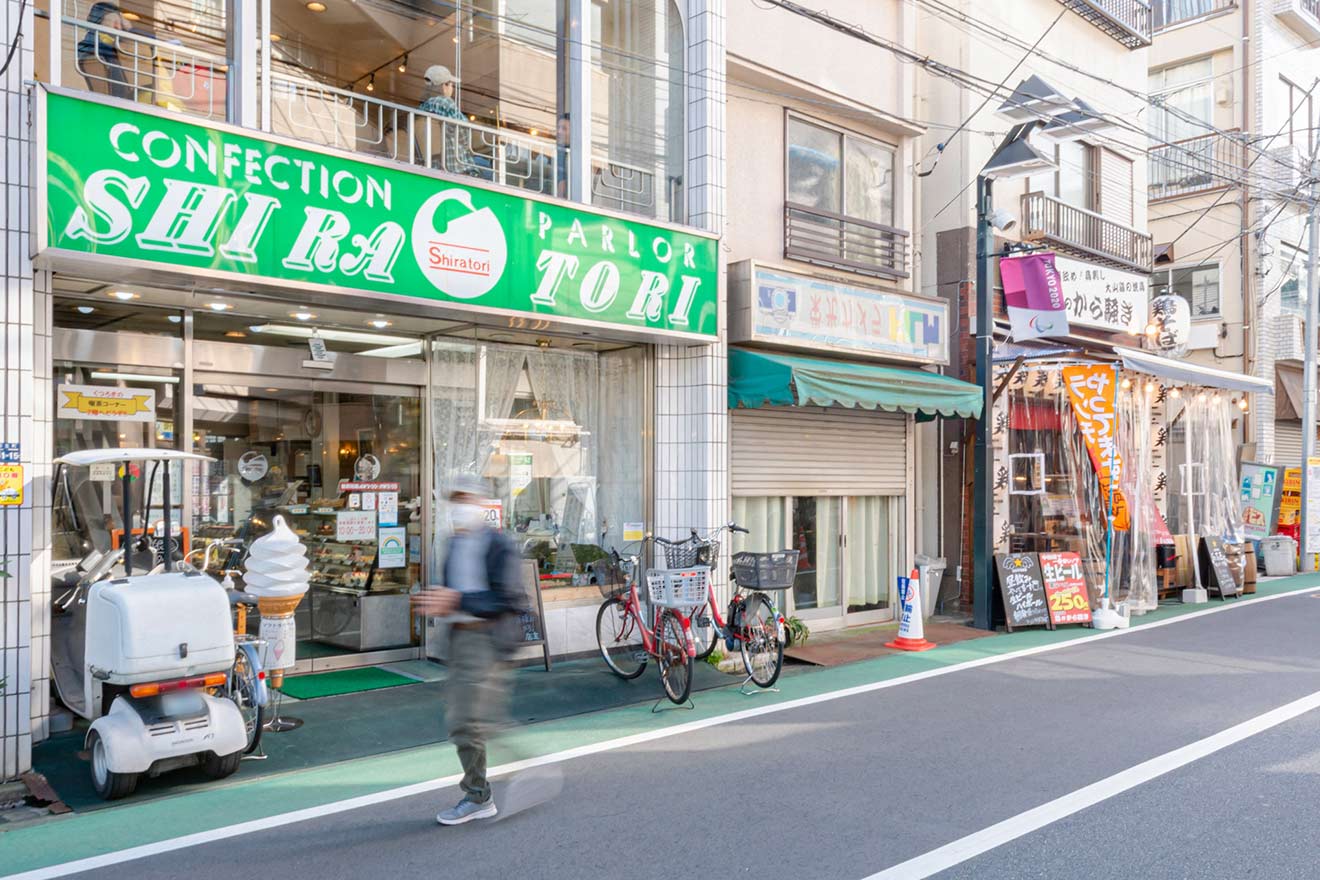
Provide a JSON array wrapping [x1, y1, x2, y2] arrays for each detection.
[[1062, 365, 1130, 531]]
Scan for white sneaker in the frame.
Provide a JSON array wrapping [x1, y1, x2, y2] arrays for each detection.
[[436, 795, 498, 826]]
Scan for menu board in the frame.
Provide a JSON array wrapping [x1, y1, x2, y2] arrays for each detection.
[[995, 553, 1052, 632], [1279, 468, 1302, 527], [1239, 462, 1280, 542], [1039, 552, 1093, 627], [517, 559, 552, 671], [1199, 535, 1239, 599]]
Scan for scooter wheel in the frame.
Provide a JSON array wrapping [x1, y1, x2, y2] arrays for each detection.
[[202, 749, 242, 780], [88, 730, 138, 800]]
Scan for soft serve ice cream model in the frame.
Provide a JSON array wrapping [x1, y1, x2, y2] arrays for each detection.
[[243, 515, 311, 686]]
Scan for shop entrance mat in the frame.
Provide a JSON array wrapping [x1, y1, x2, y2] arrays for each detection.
[[785, 620, 993, 666], [277, 666, 417, 700]]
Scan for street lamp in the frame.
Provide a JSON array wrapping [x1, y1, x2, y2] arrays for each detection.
[[970, 78, 1122, 631]]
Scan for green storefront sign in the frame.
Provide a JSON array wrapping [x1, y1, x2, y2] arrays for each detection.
[[36, 89, 718, 339]]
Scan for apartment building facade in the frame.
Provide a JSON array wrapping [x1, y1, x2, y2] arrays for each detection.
[[1149, 0, 1320, 468]]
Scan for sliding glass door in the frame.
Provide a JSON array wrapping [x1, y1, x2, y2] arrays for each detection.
[[732, 494, 902, 624]]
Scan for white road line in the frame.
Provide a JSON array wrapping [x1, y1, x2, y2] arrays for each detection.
[[864, 687, 1320, 880], [9, 584, 1317, 880]]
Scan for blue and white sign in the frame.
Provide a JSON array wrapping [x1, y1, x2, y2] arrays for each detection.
[[0, 443, 19, 463], [730, 261, 949, 365]]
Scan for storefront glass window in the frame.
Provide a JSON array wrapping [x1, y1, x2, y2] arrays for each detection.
[[191, 384, 424, 655], [845, 496, 899, 613], [430, 340, 646, 592], [51, 361, 183, 567], [791, 496, 841, 611]]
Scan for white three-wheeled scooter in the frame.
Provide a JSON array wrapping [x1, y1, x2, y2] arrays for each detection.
[[50, 449, 250, 799]]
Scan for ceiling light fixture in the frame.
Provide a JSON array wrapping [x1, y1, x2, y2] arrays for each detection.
[[250, 324, 414, 346], [109, 290, 139, 300], [290, 310, 317, 321], [306, 1, 326, 11], [366, 73, 375, 92], [90, 371, 181, 384], [398, 54, 408, 73], [225, 330, 247, 338], [76, 305, 95, 315], [270, 32, 282, 41], [368, 318, 392, 329], [206, 301, 232, 311]]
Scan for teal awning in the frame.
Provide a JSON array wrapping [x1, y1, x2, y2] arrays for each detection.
[[728, 349, 983, 421]]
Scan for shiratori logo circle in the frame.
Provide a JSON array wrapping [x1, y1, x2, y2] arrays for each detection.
[[411, 189, 509, 299]]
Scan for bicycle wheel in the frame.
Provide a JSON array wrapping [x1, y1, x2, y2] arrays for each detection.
[[739, 593, 784, 688], [229, 646, 265, 754], [657, 609, 693, 705], [596, 597, 647, 679], [689, 599, 719, 661]]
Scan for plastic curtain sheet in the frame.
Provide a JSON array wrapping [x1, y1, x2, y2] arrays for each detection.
[[429, 341, 480, 578], [1004, 371, 1109, 603], [597, 350, 646, 550], [1114, 377, 1158, 613], [1183, 393, 1245, 544]]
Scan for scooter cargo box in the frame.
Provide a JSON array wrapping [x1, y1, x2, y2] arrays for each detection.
[[85, 571, 235, 684]]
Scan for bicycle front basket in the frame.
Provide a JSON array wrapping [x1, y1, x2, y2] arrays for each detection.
[[731, 551, 800, 591], [662, 538, 720, 569], [646, 566, 710, 608], [590, 557, 629, 600]]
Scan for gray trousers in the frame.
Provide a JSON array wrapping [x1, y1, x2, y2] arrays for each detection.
[[447, 623, 509, 803]]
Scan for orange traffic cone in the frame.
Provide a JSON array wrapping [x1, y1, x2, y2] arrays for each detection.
[[885, 568, 937, 652]]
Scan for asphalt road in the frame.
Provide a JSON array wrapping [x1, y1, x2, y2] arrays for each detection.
[[53, 591, 1320, 880]]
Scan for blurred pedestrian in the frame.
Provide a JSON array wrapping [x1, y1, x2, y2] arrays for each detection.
[[412, 475, 523, 826]]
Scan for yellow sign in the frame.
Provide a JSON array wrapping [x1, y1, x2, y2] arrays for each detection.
[[1062, 365, 1130, 531], [1280, 467, 1302, 526], [57, 384, 156, 422], [0, 464, 23, 506]]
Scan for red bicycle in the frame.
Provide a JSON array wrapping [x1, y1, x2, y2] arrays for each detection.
[[594, 539, 704, 705]]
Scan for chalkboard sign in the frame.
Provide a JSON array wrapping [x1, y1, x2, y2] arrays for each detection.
[[995, 553, 1052, 632], [1198, 535, 1239, 600], [517, 559, 552, 670]]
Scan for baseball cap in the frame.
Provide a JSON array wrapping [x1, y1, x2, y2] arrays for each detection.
[[424, 65, 458, 87]]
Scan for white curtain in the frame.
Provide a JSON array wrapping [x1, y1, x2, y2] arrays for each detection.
[[1184, 393, 1244, 544], [429, 341, 479, 577], [525, 348, 600, 545], [1114, 379, 1158, 613], [732, 496, 786, 555], [846, 496, 896, 611], [598, 349, 645, 548]]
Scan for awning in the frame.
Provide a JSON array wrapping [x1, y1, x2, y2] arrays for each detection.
[[1113, 347, 1273, 394], [1277, 364, 1304, 420], [728, 349, 983, 420]]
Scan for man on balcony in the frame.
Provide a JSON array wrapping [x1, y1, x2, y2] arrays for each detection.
[[421, 65, 492, 181]]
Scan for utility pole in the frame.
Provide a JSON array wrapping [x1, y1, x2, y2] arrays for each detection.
[[1302, 169, 1319, 572], [972, 175, 995, 629]]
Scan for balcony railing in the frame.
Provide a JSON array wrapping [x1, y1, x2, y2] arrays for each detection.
[[63, 16, 227, 120], [269, 75, 561, 197], [1148, 131, 1246, 200], [1151, 0, 1236, 31], [1057, 0, 1153, 47], [56, 16, 669, 222], [1275, 0, 1320, 40], [1020, 192, 1153, 273], [783, 203, 910, 281]]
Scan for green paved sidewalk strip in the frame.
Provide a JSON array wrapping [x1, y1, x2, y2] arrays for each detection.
[[5, 574, 1318, 876], [275, 667, 417, 700]]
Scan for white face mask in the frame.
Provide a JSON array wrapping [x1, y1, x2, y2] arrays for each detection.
[[449, 502, 485, 532]]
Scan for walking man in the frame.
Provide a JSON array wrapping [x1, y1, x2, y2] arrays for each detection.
[[412, 475, 523, 825]]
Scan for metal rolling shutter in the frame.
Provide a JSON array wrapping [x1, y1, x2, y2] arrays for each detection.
[[731, 406, 908, 496], [1099, 147, 1134, 226], [1275, 420, 1305, 468]]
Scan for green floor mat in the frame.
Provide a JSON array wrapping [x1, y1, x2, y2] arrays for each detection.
[[277, 666, 418, 700]]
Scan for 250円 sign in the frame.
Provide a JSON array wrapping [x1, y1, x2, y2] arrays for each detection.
[[35, 88, 718, 340]]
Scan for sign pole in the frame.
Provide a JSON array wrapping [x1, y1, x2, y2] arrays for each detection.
[[1092, 364, 1127, 629], [1301, 169, 1319, 572]]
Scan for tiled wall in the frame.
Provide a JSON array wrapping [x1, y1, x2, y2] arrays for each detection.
[[2, 0, 49, 780], [652, 1, 729, 600]]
